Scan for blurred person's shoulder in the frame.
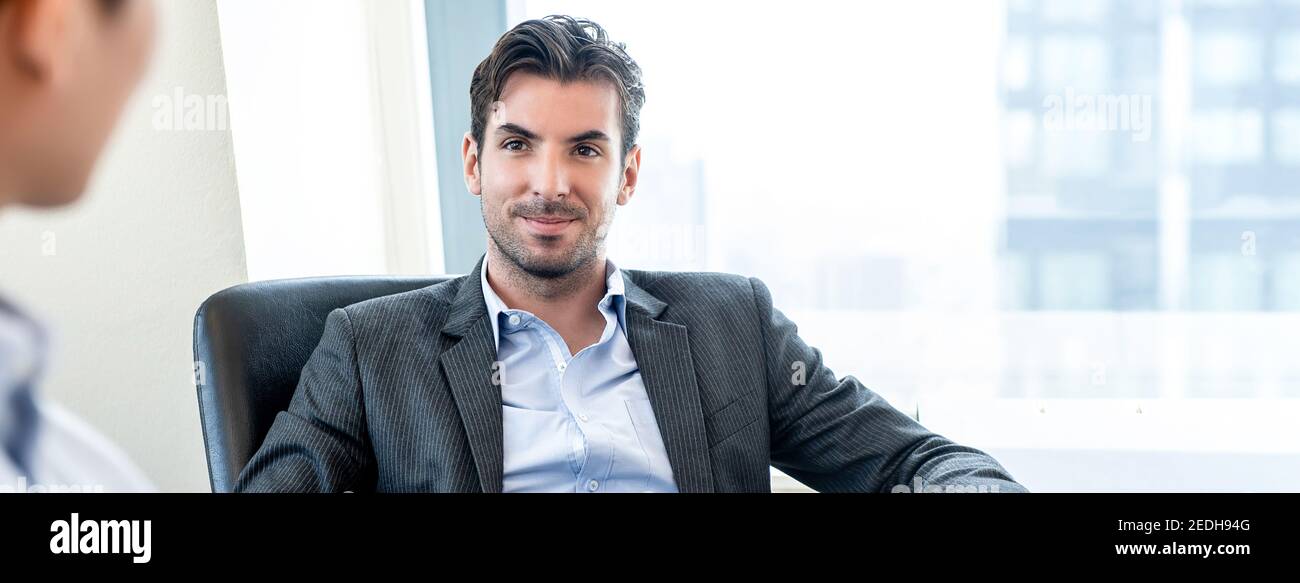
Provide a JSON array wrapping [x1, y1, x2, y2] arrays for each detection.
[[0, 293, 155, 493], [23, 399, 156, 493]]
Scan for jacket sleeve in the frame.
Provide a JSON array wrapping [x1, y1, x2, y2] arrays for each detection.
[[752, 277, 1027, 493], [234, 308, 375, 493]]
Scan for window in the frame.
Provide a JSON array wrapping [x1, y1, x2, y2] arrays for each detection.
[[466, 0, 1300, 491]]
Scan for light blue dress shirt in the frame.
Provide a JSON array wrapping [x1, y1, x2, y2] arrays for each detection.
[[0, 293, 154, 493], [481, 254, 678, 493]]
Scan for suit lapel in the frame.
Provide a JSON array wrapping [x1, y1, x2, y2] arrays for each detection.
[[623, 274, 715, 493], [439, 255, 504, 492]]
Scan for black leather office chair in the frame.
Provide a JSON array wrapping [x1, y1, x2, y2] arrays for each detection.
[[192, 275, 456, 493]]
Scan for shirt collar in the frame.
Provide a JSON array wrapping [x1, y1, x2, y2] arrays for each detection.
[[0, 293, 45, 398], [480, 254, 627, 350]]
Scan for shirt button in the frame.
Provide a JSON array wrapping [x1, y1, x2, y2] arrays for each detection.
[[507, 314, 521, 326], [557, 362, 566, 372], [587, 479, 599, 491], [578, 414, 589, 422]]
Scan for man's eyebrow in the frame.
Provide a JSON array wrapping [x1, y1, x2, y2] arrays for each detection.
[[568, 130, 611, 143], [494, 124, 611, 144], [495, 122, 539, 140]]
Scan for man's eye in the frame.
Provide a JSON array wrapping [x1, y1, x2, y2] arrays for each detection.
[[575, 145, 599, 157], [503, 140, 528, 151]]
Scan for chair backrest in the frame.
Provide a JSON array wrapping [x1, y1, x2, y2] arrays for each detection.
[[192, 275, 455, 492]]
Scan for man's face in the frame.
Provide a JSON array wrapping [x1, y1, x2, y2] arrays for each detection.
[[463, 72, 640, 279], [0, 0, 156, 207]]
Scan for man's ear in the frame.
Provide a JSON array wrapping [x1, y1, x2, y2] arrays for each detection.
[[617, 144, 641, 206], [5, 0, 84, 85], [462, 131, 482, 196]]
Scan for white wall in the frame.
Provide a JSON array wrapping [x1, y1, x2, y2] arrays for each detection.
[[0, 1, 247, 492]]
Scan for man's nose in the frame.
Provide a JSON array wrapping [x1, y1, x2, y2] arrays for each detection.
[[531, 150, 570, 201]]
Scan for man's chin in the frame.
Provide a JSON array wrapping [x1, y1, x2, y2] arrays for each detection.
[[506, 243, 594, 278], [516, 255, 580, 279], [489, 224, 593, 279]]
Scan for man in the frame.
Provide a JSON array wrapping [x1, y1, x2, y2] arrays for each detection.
[[0, 0, 155, 492], [237, 15, 1026, 493]]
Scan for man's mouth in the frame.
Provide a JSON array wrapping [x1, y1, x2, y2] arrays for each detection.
[[524, 215, 574, 224], [520, 215, 576, 236]]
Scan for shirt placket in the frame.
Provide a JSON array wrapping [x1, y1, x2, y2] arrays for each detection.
[[541, 307, 623, 493]]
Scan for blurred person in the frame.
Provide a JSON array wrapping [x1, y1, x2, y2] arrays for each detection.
[[0, 0, 156, 492]]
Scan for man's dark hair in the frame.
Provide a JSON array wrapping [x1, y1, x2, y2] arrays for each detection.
[[469, 15, 645, 159]]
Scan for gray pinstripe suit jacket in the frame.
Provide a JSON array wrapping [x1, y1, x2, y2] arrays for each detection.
[[234, 254, 1026, 493]]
